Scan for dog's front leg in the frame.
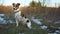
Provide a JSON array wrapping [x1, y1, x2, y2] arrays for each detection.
[[16, 19, 19, 27]]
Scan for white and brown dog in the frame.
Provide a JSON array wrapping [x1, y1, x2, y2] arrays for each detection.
[[12, 3, 32, 29], [12, 3, 22, 27]]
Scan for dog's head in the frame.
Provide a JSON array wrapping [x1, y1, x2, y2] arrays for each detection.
[[12, 3, 20, 10]]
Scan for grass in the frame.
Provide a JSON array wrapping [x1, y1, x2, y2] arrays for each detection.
[[0, 21, 48, 34]]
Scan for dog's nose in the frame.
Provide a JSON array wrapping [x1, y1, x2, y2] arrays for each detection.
[[13, 8, 16, 10]]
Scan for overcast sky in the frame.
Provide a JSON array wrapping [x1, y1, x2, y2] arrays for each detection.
[[0, 0, 60, 7]]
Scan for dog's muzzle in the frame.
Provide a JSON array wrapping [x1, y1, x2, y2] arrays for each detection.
[[13, 7, 16, 10]]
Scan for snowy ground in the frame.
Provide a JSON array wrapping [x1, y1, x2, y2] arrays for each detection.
[[31, 17, 60, 34], [0, 14, 60, 34]]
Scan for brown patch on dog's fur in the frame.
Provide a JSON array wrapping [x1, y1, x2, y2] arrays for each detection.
[[21, 13, 24, 17]]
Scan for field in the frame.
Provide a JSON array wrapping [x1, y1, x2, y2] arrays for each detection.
[[0, 6, 60, 34], [0, 10, 60, 34], [0, 21, 48, 34]]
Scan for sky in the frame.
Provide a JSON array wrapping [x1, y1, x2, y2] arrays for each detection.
[[0, 0, 60, 7]]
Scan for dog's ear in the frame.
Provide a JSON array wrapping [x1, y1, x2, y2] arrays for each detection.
[[17, 3, 20, 6], [12, 3, 15, 5], [16, 3, 20, 7]]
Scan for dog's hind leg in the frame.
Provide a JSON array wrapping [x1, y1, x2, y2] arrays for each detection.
[[26, 22, 32, 29]]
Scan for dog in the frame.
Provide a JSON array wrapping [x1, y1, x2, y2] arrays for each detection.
[[12, 3, 22, 27], [12, 3, 32, 29]]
